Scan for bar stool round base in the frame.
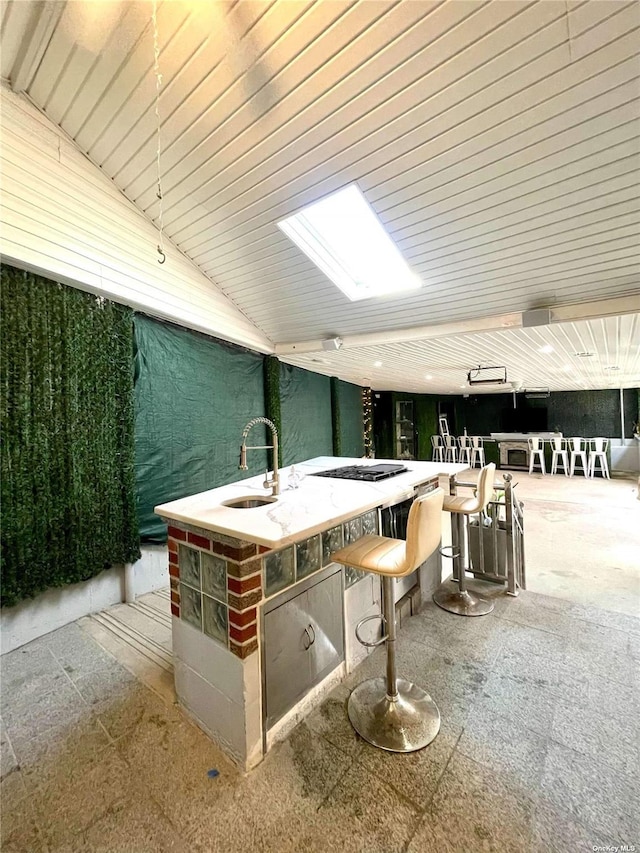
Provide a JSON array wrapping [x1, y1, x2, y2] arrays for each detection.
[[432, 584, 495, 616], [347, 677, 440, 752]]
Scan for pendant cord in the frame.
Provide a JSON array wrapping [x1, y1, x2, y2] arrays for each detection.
[[152, 0, 165, 264]]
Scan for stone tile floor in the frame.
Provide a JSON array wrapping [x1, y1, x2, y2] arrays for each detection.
[[2, 588, 638, 852]]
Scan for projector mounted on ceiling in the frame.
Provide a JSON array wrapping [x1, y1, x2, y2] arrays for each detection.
[[524, 387, 550, 399], [467, 365, 507, 386]]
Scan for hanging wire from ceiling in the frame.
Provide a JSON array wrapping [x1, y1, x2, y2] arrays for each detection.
[[152, 0, 165, 264]]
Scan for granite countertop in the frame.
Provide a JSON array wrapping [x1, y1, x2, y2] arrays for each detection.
[[155, 456, 467, 549]]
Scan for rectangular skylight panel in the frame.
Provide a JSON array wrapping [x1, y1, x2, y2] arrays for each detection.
[[277, 184, 420, 301]]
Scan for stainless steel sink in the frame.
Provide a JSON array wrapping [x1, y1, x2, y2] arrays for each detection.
[[222, 496, 277, 509]]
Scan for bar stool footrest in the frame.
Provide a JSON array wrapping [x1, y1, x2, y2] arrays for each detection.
[[438, 545, 460, 559], [354, 614, 388, 648], [347, 677, 440, 752]]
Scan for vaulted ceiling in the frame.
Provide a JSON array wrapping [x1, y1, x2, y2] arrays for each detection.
[[1, 0, 639, 392]]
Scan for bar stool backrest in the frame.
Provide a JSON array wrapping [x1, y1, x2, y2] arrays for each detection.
[[471, 436, 483, 448], [404, 488, 445, 574], [569, 437, 586, 452], [550, 437, 566, 451], [475, 462, 497, 512], [444, 435, 456, 449], [528, 437, 544, 451], [591, 437, 609, 453], [431, 435, 442, 449]]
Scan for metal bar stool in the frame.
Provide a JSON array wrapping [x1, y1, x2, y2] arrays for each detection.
[[457, 435, 472, 467], [588, 437, 610, 479], [330, 488, 445, 753], [470, 436, 485, 468], [443, 434, 458, 463], [569, 437, 588, 477], [432, 463, 496, 617], [431, 435, 444, 463], [550, 437, 569, 476], [528, 437, 546, 475]]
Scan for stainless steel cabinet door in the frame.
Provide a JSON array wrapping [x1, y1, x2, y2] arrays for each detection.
[[306, 570, 344, 684], [263, 591, 312, 727], [263, 569, 345, 728]]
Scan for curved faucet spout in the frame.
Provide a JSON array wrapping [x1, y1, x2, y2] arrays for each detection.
[[239, 417, 280, 496]]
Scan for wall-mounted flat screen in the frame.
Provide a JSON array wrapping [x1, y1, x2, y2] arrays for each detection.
[[501, 406, 548, 433]]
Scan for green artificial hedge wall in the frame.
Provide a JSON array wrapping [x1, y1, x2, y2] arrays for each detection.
[[134, 315, 268, 541], [1, 267, 139, 608]]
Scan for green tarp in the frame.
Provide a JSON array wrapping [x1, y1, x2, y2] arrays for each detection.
[[134, 315, 267, 541], [279, 363, 333, 466], [337, 380, 364, 458]]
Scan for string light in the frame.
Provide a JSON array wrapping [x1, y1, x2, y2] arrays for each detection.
[[152, 1, 165, 264], [362, 387, 374, 458]]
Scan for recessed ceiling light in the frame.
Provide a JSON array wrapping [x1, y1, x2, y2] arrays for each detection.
[[539, 345, 554, 354], [604, 365, 620, 371], [277, 184, 421, 302], [424, 374, 433, 380], [374, 360, 383, 367], [562, 365, 572, 372], [574, 351, 595, 358]]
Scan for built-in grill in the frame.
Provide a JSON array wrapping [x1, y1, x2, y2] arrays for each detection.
[[312, 463, 408, 482]]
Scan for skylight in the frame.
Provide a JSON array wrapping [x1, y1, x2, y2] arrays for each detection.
[[277, 184, 421, 301]]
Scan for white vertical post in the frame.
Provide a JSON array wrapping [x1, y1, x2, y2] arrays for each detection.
[[620, 387, 625, 441]]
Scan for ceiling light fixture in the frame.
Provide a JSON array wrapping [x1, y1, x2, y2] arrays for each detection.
[[277, 184, 421, 302], [424, 374, 433, 380], [539, 345, 554, 354], [604, 365, 620, 371], [574, 351, 595, 358], [374, 360, 383, 367]]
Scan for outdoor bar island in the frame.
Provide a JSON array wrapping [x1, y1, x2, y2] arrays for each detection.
[[155, 455, 466, 770]]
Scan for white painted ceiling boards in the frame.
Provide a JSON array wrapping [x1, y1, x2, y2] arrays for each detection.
[[1, 0, 639, 393]]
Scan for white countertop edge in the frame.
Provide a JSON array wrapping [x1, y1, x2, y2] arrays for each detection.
[[155, 456, 468, 550]]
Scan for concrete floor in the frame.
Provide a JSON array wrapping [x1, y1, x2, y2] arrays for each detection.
[[1, 473, 639, 852]]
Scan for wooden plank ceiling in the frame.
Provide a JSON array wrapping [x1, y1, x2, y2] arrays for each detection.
[[1, 0, 639, 392]]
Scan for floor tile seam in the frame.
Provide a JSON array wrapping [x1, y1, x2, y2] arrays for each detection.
[[348, 744, 425, 814], [47, 629, 121, 676], [414, 726, 465, 823], [498, 615, 573, 642], [544, 733, 639, 784], [459, 702, 553, 745], [399, 804, 428, 853], [545, 728, 639, 774], [314, 753, 358, 815]]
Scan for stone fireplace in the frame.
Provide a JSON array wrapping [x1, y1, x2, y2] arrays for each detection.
[[499, 440, 530, 470]]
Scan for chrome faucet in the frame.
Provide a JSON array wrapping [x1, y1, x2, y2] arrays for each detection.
[[239, 417, 280, 496]]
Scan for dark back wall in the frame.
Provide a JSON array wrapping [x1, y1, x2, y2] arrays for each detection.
[[374, 388, 638, 461], [459, 389, 637, 439]]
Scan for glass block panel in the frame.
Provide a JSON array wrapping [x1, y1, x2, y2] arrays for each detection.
[[178, 545, 201, 589], [322, 525, 343, 566], [264, 547, 295, 598], [361, 510, 378, 536], [202, 595, 228, 647], [201, 553, 227, 603], [345, 566, 367, 588], [180, 583, 202, 631], [296, 535, 322, 581], [343, 515, 363, 545]]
